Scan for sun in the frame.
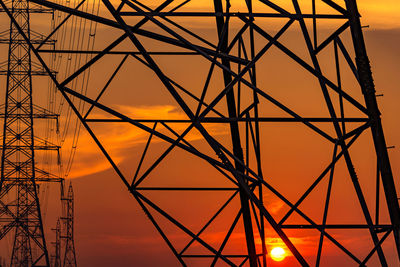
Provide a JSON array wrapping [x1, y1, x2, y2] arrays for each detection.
[[270, 246, 286, 262]]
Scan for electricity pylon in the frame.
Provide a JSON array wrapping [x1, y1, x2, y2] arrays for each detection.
[[0, 0, 61, 265], [61, 183, 76, 267], [1, 0, 399, 266], [51, 219, 61, 267]]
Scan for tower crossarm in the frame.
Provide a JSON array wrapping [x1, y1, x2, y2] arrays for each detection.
[[0, 2, 53, 14], [0, 104, 59, 120], [0, 29, 56, 45], [34, 168, 63, 183], [0, 60, 57, 75], [0, 136, 60, 151]]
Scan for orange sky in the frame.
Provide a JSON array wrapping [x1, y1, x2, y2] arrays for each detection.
[[1, 0, 400, 266], [61, 1, 400, 266]]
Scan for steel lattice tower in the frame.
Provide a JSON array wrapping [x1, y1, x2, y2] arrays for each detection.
[[0, 0, 399, 266], [0, 0, 61, 265], [51, 219, 61, 267], [61, 183, 76, 267], [0, 0, 48, 264]]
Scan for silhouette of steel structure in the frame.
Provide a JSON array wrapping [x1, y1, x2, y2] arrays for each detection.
[[61, 183, 76, 267], [0, 0, 63, 265], [50, 183, 77, 267], [51, 219, 61, 267], [0, 0, 399, 266], [0, 1, 61, 266]]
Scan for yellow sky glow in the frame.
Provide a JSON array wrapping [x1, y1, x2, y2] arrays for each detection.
[[137, 0, 400, 29]]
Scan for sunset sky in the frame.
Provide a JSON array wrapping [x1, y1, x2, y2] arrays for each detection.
[[59, 1, 400, 266], [1, 0, 400, 266]]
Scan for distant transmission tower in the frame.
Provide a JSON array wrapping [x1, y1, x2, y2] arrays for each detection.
[[0, 0, 61, 265], [1, 0, 399, 266], [61, 183, 76, 267], [51, 219, 61, 267]]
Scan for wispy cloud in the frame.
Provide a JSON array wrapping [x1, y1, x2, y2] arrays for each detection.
[[65, 105, 227, 178]]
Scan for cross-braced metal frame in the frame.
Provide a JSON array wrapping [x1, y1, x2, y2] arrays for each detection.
[[1, 0, 399, 266], [51, 219, 61, 267], [61, 183, 76, 267], [0, 0, 61, 265]]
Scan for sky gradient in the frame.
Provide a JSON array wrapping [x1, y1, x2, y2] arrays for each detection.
[[63, 2, 400, 266], [0, 0, 399, 266], [64, 2, 400, 266]]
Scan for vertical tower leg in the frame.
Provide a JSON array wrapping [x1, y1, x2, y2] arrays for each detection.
[[213, 1, 258, 266], [345, 0, 400, 257]]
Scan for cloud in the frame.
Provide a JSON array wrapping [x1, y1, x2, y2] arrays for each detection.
[[266, 199, 285, 215], [63, 104, 228, 178]]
